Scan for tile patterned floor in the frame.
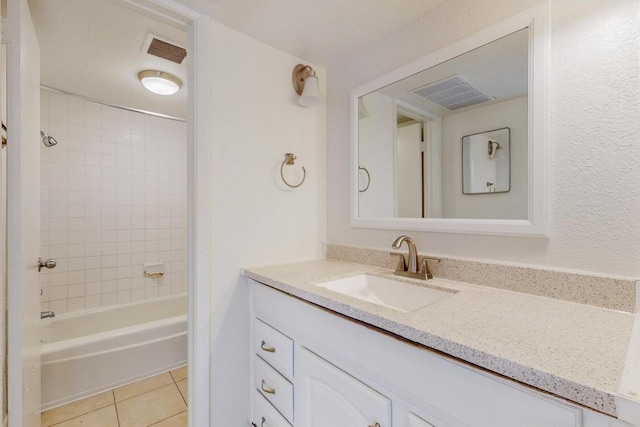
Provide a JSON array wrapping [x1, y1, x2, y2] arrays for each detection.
[[42, 366, 188, 427]]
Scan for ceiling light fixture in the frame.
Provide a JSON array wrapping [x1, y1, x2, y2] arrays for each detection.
[[138, 70, 182, 95], [292, 64, 324, 107]]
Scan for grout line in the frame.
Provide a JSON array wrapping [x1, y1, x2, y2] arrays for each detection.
[[147, 410, 187, 426], [45, 369, 188, 426], [177, 382, 188, 407], [168, 365, 187, 383], [116, 381, 175, 404], [48, 404, 116, 427], [44, 399, 114, 427], [169, 366, 188, 406], [113, 391, 121, 427]]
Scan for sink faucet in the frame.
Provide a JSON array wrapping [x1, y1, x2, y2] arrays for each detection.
[[392, 235, 419, 274], [40, 311, 55, 319], [391, 235, 440, 280]]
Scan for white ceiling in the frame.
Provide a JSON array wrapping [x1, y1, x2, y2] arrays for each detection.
[[181, 0, 446, 67], [30, 0, 188, 118], [29, 0, 448, 118]]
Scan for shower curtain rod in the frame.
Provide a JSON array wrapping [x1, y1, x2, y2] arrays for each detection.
[[40, 85, 187, 123]]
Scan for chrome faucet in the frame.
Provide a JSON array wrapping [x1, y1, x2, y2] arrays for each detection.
[[391, 235, 440, 280], [40, 311, 55, 319]]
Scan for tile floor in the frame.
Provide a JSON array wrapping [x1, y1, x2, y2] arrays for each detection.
[[42, 366, 188, 427]]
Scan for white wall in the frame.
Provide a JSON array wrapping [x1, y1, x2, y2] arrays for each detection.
[[208, 22, 326, 426], [39, 91, 187, 313], [327, 0, 640, 277], [443, 96, 528, 219]]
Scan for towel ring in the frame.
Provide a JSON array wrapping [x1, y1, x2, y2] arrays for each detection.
[[358, 166, 371, 192], [280, 153, 306, 188]]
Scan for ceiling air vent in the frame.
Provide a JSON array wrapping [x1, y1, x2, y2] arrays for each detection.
[[142, 33, 187, 65], [411, 74, 495, 111]]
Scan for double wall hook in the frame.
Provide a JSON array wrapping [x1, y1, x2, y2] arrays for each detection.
[[280, 153, 306, 188]]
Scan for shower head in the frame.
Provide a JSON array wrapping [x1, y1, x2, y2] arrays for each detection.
[[40, 131, 58, 147]]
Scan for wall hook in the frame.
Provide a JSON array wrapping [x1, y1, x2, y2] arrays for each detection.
[[280, 153, 306, 188]]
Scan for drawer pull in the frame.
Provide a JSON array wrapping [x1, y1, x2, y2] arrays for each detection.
[[261, 379, 276, 394], [369, 423, 381, 427], [261, 416, 266, 427], [260, 340, 276, 353]]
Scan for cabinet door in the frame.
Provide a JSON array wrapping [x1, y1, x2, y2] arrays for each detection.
[[296, 347, 391, 427]]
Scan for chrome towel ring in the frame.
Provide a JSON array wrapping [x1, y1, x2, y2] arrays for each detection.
[[280, 153, 306, 188], [358, 165, 370, 192]]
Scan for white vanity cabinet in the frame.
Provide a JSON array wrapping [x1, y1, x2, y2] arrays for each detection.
[[296, 346, 391, 427], [248, 279, 627, 427], [251, 315, 295, 427]]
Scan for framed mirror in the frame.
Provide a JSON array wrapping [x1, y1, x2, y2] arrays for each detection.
[[350, 5, 548, 236], [462, 127, 510, 195]]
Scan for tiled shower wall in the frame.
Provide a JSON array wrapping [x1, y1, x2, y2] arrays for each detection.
[[40, 89, 187, 314]]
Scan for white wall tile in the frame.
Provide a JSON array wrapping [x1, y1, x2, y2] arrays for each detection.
[[41, 91, 187, 312], [85, 282, 101, 296], [68, 298, 85, 312], [85, 295, 101, 309]]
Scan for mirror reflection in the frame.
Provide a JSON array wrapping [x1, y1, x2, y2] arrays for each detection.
[[462, 127, 510, 195], [357, 28, 528, 220]]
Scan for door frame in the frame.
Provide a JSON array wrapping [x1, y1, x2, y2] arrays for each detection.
[[117, 1, 211, 425], [0, 18, 6, 427]]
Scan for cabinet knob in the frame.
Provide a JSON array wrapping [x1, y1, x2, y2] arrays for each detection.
[[260, 340, 276, 353], [261, 416, 266, 427], [260, 379, 276, 394], [369, 423, 381, 427]]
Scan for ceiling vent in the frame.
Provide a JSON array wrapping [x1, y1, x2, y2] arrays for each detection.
[[142, 33, 187, 65], [411, 74, 495, 111]]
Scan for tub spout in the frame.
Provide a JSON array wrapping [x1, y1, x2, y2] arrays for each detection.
[[41, 311, 55, 319]]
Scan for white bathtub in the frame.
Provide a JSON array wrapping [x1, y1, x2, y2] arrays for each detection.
[[41, 294, 187, 410]]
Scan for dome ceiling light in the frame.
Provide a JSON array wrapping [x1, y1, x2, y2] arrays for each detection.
[[138, 70, 182, 95]]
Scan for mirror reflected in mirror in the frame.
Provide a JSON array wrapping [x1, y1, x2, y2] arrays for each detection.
[[357, 28, 528, 221], [462, 127, 510, 196]]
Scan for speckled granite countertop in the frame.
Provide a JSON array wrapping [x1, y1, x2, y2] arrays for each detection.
[[244, 259, 636, 417]]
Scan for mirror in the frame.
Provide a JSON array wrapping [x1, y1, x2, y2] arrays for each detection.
[[462, 127, 510, 195], [351, 6, 548, 236]]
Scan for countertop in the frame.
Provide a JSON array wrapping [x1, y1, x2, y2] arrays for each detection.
[[244, 259, 637, 417]]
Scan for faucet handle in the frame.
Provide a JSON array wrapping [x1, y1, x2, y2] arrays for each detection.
[[389, 252, 406, 272], [420, 257, 441, 280]]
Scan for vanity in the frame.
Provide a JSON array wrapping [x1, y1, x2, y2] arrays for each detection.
[[245, 259, 638, 427], [243, 3, 639, 426]]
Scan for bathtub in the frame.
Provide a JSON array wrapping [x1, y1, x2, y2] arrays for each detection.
[[41, 294, 187, 410]]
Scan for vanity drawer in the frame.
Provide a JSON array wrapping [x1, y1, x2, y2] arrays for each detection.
[[254, 318, 294, 379], [254, 356, 294, 423], [253, 391, 292, 427]]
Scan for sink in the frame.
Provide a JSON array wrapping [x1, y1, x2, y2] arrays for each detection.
[[315, 274, 455, 312]]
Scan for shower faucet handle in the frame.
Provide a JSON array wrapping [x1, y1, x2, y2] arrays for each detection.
[[38, 258, 57, 272]]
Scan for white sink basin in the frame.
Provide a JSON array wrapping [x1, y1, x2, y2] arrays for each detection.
[[316, 274, 455, 312]]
